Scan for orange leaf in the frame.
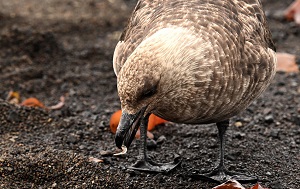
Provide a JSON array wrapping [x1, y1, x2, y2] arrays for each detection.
[[276, 53, 298, 73], [110, 110, 122, 134], [21, 97, 46, 108], [109, 110, 167, 134], [148, 113, 168, 130], [248, 183, 269, 189], [212, 180, 245, 189], [6, 91, 20, 104], [135, 130, 154, 139]]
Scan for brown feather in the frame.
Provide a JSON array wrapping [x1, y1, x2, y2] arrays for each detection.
[[114, 0, 276, 124]]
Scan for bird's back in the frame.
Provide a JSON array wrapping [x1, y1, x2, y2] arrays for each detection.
[[114, 0, 276, 123], [114, 0, 274, 73]]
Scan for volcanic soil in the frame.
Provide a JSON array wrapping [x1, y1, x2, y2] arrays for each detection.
[[0, 0, 299, 188]]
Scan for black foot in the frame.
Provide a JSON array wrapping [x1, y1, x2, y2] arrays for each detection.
[[190, 167, 257, 184], [128, 157, 181, 173]]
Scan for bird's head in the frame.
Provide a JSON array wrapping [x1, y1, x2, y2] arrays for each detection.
[[115, 49, 163, 149], [114, 27, 212, 149]]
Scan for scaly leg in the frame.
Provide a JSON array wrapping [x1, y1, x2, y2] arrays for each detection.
[[192, 120, 257, 183], [129, 114, 181, 173]]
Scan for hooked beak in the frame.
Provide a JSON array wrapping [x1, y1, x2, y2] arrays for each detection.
[[115, 107, 146, 149]]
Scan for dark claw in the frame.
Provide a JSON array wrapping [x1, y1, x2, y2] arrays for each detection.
[[128, 156, 181, 173], [190, 167, 257, 183]]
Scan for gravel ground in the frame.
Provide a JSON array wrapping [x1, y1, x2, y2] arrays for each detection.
[[0, 0, 299, 188]]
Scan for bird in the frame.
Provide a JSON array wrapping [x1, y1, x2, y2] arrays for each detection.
[[113, 0, 276, 183]]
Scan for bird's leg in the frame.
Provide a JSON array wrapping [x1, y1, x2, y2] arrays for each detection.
[[192, 120, 257, 183], [129, 114, 181, 173]]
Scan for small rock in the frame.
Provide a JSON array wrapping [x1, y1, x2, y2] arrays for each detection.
[[266, 171, 272, 176], [147, 139, 157, 149], [290, 80, 298, 87], [66, 133, 80, 144], [292, 115, 300, 126], [156, 135, 166, 144], [125, 173, 131, 179], [79, 145, 86, 150], [264, 114, 274, 123], [234, 132, 246, 139], [274, 87, 286, 95], [67, 166, 74, 173], [234, 121, 243, 127], [270, 181, 284, 189], [290, 139, 296, 147], [226, 154, 236, 161], [52, 182, 57, 188], [98, 121, 106, 129], [82, 111, 92, 118], [4, 167, 13, 172], [9, 136, 18, 143], [270, 129, 279, 138], [263, 107, 272, 115], [7, 110, 20, 123], [91, 115, 98, 122]]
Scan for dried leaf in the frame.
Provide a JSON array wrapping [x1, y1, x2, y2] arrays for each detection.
[[284, 0, 300, 24], [110, 110, 122, 133], [6, 91, 20, 104], [21, 97, 46, 108], [135, 130, 154, 139], [212, 179, 245, 189], [109, 110, 168, 134], [276, 53, 298, 73], [48, 96, 65, 110], [148, 113, 168, 130], [248, 183, 269, 189], [88, 157, 103, 163]]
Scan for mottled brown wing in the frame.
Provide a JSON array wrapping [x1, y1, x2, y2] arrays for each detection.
[[234, 0, 276, 51], [113, 0, 151, 75], [113, 0, 241, 75], [113, 0, 276, 76]]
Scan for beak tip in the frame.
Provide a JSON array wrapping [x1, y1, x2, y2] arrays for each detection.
[[115, 134, 123, 149]]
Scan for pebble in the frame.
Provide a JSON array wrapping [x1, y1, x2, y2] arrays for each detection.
[[66, 133, 80, 144], [234, 121, 243, 127], [264, 114, 274, 123], [234, 132, 246, 139], [263, 107, 272, 115], [270, 129, 279, 138], [79, 145, 86, 150], [270, 181, 284, 189], [7, 110, 20, 123], [156, 135, 166, 144], [266, 171, 272, 176], [146, 139, 157, 149], [52, 182, 57, 188]]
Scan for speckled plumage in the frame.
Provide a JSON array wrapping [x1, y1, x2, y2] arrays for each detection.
[[113, 0, 276, 124]]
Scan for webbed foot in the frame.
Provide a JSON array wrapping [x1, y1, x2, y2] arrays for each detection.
[[129, 156, 181, 173], [191, 166, 257, 183]]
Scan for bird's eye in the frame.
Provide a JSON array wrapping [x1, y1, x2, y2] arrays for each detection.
[[141, 86, 157, 98], [137, 81, 158, 101]]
